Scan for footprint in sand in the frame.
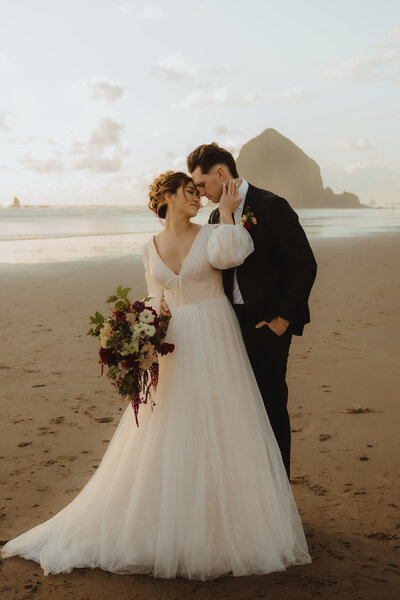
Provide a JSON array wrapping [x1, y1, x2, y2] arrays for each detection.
[[95, 417, 113, 423], [18, 442, 32, 447], [291, 476, 328, 496], [318, 434, 332, 441], [365, 532, 398, 541], [320, 384, 331, 394], [50, 416, 65, 424], [344, 408, 377, 414]]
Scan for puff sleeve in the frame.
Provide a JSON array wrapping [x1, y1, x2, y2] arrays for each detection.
[[207, 224, 254, 270]]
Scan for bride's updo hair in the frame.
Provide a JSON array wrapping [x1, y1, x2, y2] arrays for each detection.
[[148, 171, 193, 219]]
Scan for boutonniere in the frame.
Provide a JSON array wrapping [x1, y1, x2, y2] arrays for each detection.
[[239, 206, 257, 230]]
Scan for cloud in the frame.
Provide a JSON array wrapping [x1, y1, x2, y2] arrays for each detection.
[[142, 5, 163, 19], [325, 28, 400, 82], [266, 86, 319, 102], [340, 137, 371, 151], [60, 78, 124, 112], [72, 152, 124, 173], [176, 85, 318, 109], [152, 52, 232, 81], [372, 110, 395, 119], [117, 3, 129, 17], [326, 48, 400, 81], [68, 118, 128, 172], [89, 117, 125, 147], [18, 118, 129, 174], [214, 125, 241, 136], [382, 26, 400, 46], [16, 156, 68, 173], [176, 87, 264, 109], [88, 80, 124, 103], [0, 112, 10, 132], [7, 134, 38, 145], [344, 162, 369, 174]]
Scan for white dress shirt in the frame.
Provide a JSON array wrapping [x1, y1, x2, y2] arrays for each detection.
[[232, 179, 249, 304]]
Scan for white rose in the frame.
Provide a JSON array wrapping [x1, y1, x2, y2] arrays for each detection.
[[143, 324, 156, 337], [133, 322, 146, 334], [139, 309, 155, 324]]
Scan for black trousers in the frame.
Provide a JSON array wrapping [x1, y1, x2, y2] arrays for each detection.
[[233, 304, 293, 481]]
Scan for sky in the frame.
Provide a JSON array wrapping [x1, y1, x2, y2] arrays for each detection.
[[0, 0, 399, 207]]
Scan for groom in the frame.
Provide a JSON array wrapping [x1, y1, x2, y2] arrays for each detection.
[[187, 143, 317, 481]]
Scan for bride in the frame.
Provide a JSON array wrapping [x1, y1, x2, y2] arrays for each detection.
[[1, 171, 312, 580]]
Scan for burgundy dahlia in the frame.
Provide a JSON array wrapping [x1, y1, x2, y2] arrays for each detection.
[[114, 310, 125, 321], [132, 300, 145, 313], [160, 342, 175, 356]]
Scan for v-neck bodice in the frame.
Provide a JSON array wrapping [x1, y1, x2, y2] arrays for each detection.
[[142, 223, 255, 309], [152, 225, 204, 277]]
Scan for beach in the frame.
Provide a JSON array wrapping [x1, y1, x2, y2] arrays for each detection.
[[0, 231, 399, 599]]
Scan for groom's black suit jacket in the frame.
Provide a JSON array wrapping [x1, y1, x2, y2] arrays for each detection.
[[208, 183, 317, 336]]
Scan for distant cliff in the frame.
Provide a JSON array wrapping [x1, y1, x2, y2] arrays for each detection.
[[236, 128, 365, 208]]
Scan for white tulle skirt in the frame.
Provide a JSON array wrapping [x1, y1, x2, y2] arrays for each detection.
[[1, 294, 311, 579]]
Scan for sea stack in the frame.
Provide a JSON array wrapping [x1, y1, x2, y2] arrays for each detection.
[[236, 128, 365, 208], [10, 197, 21, 208]]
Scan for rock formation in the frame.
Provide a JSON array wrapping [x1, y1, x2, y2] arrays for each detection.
[[10, 196, 21, 208], [236, 128, 365, 208]]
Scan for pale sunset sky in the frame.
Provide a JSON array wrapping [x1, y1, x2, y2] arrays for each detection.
[[0, 0, 399, 206]]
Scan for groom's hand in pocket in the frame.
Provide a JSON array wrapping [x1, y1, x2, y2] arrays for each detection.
[[255, 316, 290, 336]]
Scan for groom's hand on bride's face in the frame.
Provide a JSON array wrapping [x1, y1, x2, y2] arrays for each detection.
[[255, 317, 290, 336]]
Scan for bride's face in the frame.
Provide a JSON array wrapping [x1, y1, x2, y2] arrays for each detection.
[[168, 182, 200, 218]]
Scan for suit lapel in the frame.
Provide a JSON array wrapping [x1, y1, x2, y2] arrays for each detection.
[[238, 183, 258, 243]]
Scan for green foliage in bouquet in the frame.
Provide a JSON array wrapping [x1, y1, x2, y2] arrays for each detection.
[[87, 285, 174, 426]]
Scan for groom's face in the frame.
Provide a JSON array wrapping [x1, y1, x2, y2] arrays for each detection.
[[191, 165, 226, 204]]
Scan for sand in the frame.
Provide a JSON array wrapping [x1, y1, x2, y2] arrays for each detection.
[[0, 232, 399, 600]]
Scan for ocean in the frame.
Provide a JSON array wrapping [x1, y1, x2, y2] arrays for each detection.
[[0, 205, 399, 264]]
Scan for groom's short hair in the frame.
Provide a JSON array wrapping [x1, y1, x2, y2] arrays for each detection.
[[187, 143, 239, 178]]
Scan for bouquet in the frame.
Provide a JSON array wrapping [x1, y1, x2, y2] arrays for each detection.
[[87, 285, 174, 426]]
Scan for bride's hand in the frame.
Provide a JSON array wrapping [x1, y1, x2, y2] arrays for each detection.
[[219, 180, 241, 222], [160, 297, 171, 317]]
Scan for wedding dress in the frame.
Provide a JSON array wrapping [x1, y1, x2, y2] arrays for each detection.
[[1, 223, 312, 580]]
